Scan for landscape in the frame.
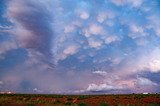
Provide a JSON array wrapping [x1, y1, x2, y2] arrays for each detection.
[[1, 0, 160, 105], [0, 94, 160, 106]]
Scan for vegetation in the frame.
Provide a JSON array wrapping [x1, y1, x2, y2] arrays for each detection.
[[148, 103, 159, 106], [0, 94, 159, 106], [78, 103, 88, 106], [99, 102, 109, 106]]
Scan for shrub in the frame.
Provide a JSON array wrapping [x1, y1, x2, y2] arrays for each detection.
[[67, 96, 73, 101], [65, 101, 72, 106], [99, 102, 109, 106], [78, 103, 88, 106], [148, 103, 158, 106], [25, 103, 36, 106], [114, 103, 119, 106], [53, 100, 61, 104], [77, 96, 88, 100], [128, 104, 135, 106]]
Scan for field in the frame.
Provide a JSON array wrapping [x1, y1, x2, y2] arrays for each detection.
[[0, 94, 160, 106]]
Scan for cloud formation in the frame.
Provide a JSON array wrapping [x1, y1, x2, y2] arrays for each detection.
[[0, 0, 160, 94], [6, 0, 55, 55]]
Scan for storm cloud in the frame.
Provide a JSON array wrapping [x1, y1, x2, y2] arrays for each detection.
[[0, 0, 160, 94]]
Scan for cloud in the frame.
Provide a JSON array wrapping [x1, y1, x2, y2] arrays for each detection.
[[63, 45, 80, 57], [1, 0, 160, 94], [109, 0, 143, 7], [81, 24, 104, 38], [76, 10, 90, 20], [115, 47, 160, 80], [64, 25, 75, 33], [128, 0, 143, 7], [136, 77, 157, 86], [104, 36, 120, 44], [0, 25, 11, 30], [88, 38, 103, 49], [0, 40, 18, 59], [92, 71, 108, 76], [56, 44, 80, 61], [128, 24, 147, 39], [63, 45, 79, 55], [88, 24, 104, 35], [109, 0, 126, 6], [97, 12, 107, 23], [147, 15, 160, 37], [154, 28, 160, 37], [5, 0, 55, 55], [137, 48, 160, 73], [86, 83, 123, 91], [0, 81, 3, 85], [85, 74, 157, 93]]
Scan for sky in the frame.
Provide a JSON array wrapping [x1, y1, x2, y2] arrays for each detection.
[[0, 0, 160, 94]]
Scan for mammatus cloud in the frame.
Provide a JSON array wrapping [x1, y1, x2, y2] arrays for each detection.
[[0, 0, 160, 94]]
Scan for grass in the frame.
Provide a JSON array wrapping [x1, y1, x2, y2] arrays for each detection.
[[98, 102, 109, 106], [78, 103, 88, 106], [148, 103, 158, 106], [77, 95, 91, 100]]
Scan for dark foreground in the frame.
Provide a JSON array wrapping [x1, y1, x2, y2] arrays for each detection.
[[0, 94, 160, 106]]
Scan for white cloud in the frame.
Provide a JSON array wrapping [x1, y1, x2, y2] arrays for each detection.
[[154, 28, 160, 37], [11, 24, 34, 47], [97, 12, 107, 23], [88, 38, 103, 49], [24, 50, 45, 65], [81, 24, 104, 37], [93, 71, 108, 76], [57, 45, 80, 61], [81, 28, 91, 38], [109, 0, 126, 6], [146, 15, 160, 37], [134, 38, 149, 46], [116, 80, 135, 88], [109, 0, 143, 7], [89, 24, 103, 35], [76, 10, 89, 20], [136, 77, 157, 86], [148, 60, 160, 72], [138, 48, 160, 73], [122, 47, 160, 74], [130, 24, 143, 34], [128, 0, 143, 7], [0, 41, 18, 59], [104, 36, 120, 44], [64, 25, 75, 33], [110, 57, 122, 65], [0, 25, 11, 30], [106, 20, 114, 27], [63, 45, 79, 55], [87, 83, 123, 91], [33, 88, 43, 93], [129, 24, 147, 39]]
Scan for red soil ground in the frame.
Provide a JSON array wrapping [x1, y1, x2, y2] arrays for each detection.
[[0, 94, 160, 106]]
